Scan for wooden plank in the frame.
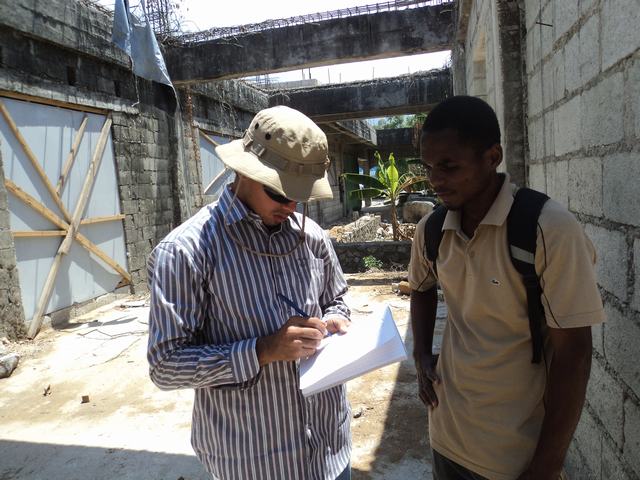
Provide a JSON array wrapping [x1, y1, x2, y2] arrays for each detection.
[[4, 179, 68, 230], [200, 131, 220, 147], [0, 91, 107, 115], [56, 115, 89, 194], [204, 167, 230, 196], [6, 178, 129, 283], [27, 250, 65, 338], [80, 214, 125, 225], [28, 115, 121, 338], [0, 99, 73, 222], [75, 234, 131, 283], [12, 230, 66, 237], [58, 116, 112, 255]]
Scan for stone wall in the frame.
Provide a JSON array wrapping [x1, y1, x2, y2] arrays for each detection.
[[333, 241, 412, 273], [523, 0, 640, 477], [332, 215, 381, 243], [0, 152, 25, 339]]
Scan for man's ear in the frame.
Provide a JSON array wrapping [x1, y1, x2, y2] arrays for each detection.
[[484, 143, 503, 170]]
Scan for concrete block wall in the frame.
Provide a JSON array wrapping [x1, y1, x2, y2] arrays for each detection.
[[523, 0, 640, 477], [0, 151, 26, 339], [333, 240, 412, 273]]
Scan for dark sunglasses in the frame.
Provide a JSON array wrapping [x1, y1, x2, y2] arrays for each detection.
[[263, 186, 294, 204]]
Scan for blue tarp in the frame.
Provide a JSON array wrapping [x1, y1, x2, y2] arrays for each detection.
[[112, 0, 173, 87]]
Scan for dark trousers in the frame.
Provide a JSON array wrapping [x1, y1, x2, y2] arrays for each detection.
[[335, 463, 351, 480], [432, 450, 488, 480]]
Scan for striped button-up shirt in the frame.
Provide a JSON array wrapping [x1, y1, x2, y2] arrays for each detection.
[[147, 186, 351, 480]]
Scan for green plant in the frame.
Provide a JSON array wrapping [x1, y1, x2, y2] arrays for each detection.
[[363, 255, 383, 271], [342, 151, 430, 240]]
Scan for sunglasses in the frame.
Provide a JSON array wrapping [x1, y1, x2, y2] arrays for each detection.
[[263, 186, 294, 204]]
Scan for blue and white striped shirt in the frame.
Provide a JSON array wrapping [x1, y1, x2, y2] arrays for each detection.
[[147, 186, 351, 480]]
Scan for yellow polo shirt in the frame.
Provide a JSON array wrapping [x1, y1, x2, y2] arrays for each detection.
[[408, 176, 605, 480]]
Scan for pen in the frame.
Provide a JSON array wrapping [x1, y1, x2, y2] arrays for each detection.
[[276, 293, 310, 318], [276, 293, 333, 338]]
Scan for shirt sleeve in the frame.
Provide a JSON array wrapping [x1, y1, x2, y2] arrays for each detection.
[[535, 201, 606, 329], [408, 215, 438, 292], [318, 232, 351, 322], [147, 242, 260, 390]]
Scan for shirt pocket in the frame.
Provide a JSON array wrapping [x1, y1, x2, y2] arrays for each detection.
[[286, 257, 325, 317]]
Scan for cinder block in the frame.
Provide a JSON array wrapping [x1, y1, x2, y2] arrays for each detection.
[[528, 70, 543, 117], [554, 96, 581, 155], [602, 0, 640, 70], [527, 116, 544, 161], [603, 153, 640, 227], [579, 13, 600, 84], [603, 304, 640, 394], [545, 160, 569, 207], [623, 398, 640, 477], [542, 60, 555, 110], [528, 163, 546, 192], [552, 50, 566, 103], [568, 157, 603, 217], [630, 59, 640, 141], [544, 111, 555, 155], [580, 0, 598, 15], [592, 321, 604, 356], [525, 0, 541, 30], [586, 357, 624, 448], [602, 435, 633, 480], [540, 2, 554, 58], [634, 239, 640, 311], [581, 72, 624, 148], [584, 224, 627, 300], [572, 409, 602, 478], [553, 0, 579, 41], [564, 33, 581, 93]]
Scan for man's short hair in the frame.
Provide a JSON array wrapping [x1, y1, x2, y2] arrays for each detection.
[[421, 95, 501, 153]]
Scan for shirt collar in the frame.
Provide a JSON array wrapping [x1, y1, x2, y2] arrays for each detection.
[[442, 173, 514, 231], [217, 185, 295, 233], [218, 185, 249, 225]]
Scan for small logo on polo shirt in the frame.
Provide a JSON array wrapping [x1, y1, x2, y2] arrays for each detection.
[[490, 278, 500, 286]]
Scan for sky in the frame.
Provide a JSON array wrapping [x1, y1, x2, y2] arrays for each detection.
[[99, 0, 450, 85]]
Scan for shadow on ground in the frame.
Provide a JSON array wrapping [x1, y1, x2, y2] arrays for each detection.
[[0, 440, 209, 480]]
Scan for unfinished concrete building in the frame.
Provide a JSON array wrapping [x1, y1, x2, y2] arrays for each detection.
[[0, 0, 639, 478]]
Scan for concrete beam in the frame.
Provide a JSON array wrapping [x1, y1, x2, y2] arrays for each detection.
[[268, 69, 451, 122], [165, 4, 454, 84], [376, 128, 420, 158]]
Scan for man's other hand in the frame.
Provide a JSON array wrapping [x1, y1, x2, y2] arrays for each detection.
[[415, 352, 440, 408], [325, 316, 351, 335]]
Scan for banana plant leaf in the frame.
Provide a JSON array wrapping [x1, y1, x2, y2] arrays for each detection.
[[348, 187, 384, 200], [342, 173, 385, 190]]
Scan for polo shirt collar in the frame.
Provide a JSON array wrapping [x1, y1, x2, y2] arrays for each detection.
[[442, 173, 513, 231]]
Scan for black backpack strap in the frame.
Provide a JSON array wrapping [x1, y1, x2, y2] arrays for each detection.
[[507, 188, 550, 364], [424, 205, 448, 277]]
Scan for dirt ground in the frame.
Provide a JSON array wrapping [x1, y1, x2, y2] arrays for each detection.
[[0, 271, 445, 480]]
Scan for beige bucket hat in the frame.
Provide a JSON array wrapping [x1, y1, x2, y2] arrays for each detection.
[[214, 106, 333, 202]]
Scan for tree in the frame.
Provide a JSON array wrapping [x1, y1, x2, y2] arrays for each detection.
[[342, 152, 429, 241]]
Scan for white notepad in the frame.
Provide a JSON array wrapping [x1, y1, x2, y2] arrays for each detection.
[[299, 305, 407, 397]]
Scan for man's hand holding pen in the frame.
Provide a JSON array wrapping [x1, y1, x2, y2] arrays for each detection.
[[256, 316, 327, 366]]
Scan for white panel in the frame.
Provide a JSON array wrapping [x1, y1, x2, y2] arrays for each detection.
[[200, 133, 233, 199], [0, 97, 127, 320]]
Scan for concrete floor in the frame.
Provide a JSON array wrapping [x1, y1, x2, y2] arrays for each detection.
[[0, 271, 445, 480]]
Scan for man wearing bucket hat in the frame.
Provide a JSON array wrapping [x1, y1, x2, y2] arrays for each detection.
[[147, 106, 352, 480]]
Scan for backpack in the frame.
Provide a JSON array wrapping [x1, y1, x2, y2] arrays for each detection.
[[424, 188, 549, 364]]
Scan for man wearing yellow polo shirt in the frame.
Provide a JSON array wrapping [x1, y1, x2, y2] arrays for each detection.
[[409, 96, 605, 480]]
